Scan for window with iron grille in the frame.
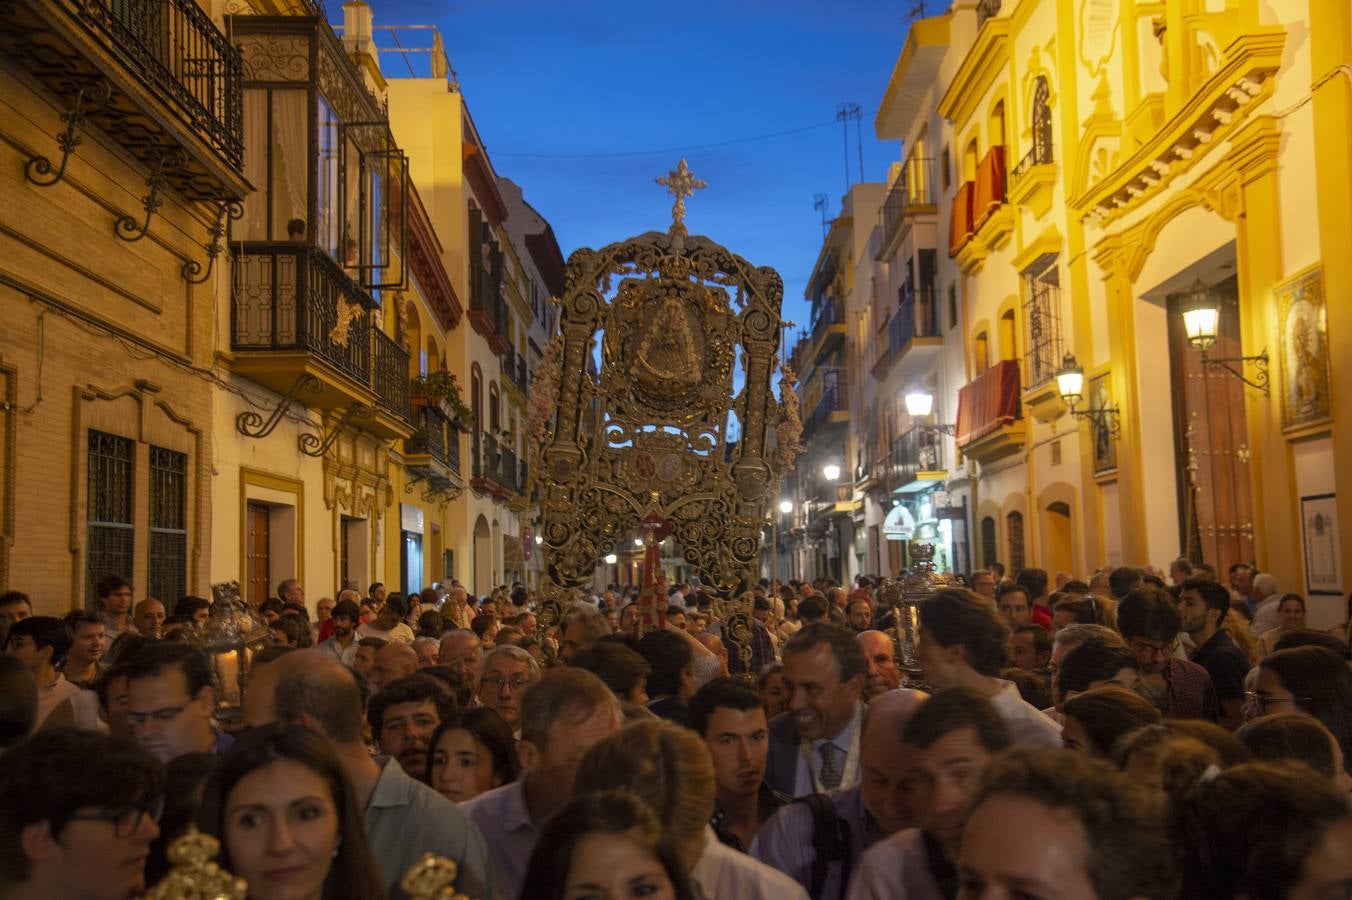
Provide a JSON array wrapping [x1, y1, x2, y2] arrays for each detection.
[[149, 447, 187, 606], [86, 430, 135, 605], [981, 516, 997, 568], [1006, 511, 1026, 575], [1022, 255, 1062, 388]]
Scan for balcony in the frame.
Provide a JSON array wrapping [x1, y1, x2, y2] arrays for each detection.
[[806, 298, 846, 365], [1009, 137, 1057, 218], [0, 0, 247, 201], [878, 160, 936, 259], [955, 360, 1025, 465], [230, 242, 412, 438], [471, 431, 525, 500], [406, 405, 462, 472], [468, 208, 511, 355], [874, 286, 942, 383], [892, 425, 945, 491], [948, 181, 975, 258], [801, 374, 850, 443], [501, 346, 529, 397]]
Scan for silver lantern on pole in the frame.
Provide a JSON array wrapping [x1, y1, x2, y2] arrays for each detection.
[[202, 581, 271, 729], [880, 542, 958, 688]]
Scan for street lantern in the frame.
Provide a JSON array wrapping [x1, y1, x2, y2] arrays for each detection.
[[1055, 352, 1085, 408], [779, 499, 793, 514], [1179, 278, 1221, 351], [604, 553, 618, 565], [904, 390, 934, 418], [822, 463, 841, 481]]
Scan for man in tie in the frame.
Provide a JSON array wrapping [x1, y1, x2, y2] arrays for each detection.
[[765, 623, 867, 797]]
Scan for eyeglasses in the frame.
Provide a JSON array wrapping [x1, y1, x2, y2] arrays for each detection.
[[1243, 692, 1311, 715], [1128, 639, 1179, 659], [67, 796, 165, 838], [480, 675, 530, 693], [126, 702, 191, 727]]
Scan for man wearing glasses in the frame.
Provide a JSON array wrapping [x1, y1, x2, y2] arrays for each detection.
[[124, 642, 229, 763], [1117, 585, 1219, 721], [0, 729, 162, 900], [476, 644, 542, 735]]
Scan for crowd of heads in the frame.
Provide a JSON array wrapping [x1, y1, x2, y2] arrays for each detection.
[[0, 560, 1350, 899]]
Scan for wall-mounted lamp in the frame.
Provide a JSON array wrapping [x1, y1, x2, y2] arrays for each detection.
[[1056, 352, 1121, 438], [779, 499, 794, 514], [904, 389, 956, 436], [603, 553, 618, 565], [822, 463, 841, 482], [1179, 278, 1269, 394]]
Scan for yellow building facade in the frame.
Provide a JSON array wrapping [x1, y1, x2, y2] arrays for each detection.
[[873, 0, 1352, 625]]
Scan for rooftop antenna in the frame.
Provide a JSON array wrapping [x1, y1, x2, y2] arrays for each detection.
[[813, 194, 829, 236], [836, 102, 863, 190], [907, 1, 926, 22]]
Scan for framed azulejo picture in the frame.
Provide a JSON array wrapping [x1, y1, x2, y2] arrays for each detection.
[[1276, 265, 1331, 431]]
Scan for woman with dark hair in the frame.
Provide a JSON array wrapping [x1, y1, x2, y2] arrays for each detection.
[[198, 723, 386, 900], [519, 789, 694, 900], [1061, 686, 1162, 758], [1253, 645, 1352, 775], [416, 609, 444, 640], [426, 707, 520, 804], [1237, 713, 1352, 793], [1172, 761, 1352, 900], [757, 662, 788, 719], [1258, 594, 1307, 657]]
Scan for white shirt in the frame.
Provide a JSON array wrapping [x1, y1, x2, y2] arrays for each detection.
[[36, 673, 81, 730], [845, 828, 947, 900], [793, 701, 864, 795], [988, 680, 1062, 747], [357, 622, 415, 644], [691, 827, 810, 900]]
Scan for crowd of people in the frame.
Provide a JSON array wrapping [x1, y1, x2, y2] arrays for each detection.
[[1, 558, 1350, 900]]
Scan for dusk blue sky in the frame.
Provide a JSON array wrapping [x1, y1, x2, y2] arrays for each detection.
[[336, 0, 916, 337]]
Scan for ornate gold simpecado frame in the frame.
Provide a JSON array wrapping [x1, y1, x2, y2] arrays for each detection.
[[527, 165, 801, 665]]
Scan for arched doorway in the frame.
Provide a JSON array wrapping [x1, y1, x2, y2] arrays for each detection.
[[472, 515, 491, 597], [1044, 501, 1074, 577]]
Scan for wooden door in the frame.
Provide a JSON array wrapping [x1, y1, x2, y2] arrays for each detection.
[[1168, 276, 1255, 574], [246, 502, 271, 605]]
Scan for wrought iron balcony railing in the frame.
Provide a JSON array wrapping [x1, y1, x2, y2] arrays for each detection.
[[893, 425, 943, 486], [879, 160, 935, 252], [0, 0, 246, 199], [230, 242, 410, 425], [1010, 139, 1054, 187]]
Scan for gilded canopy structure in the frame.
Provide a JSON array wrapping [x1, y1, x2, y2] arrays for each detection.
[[528, 165, 801, 653]]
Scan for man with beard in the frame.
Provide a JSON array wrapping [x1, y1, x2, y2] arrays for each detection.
[[1116, 586, 1217, 720], [690, 677, 789, 852], [856, 630, 902, 699], [754, 689, 928, 899], [844, 687, 1012, 899], [368, 673, 456, 782], [765, 624, 868, 797], [1179, 578, 1250, 727], [318, 599, 361, 667]]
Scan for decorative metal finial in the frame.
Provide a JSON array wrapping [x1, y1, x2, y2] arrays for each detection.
[[142, 825, 248, 899], [400, 852, 470, 900], [655, 159, 706, 242]]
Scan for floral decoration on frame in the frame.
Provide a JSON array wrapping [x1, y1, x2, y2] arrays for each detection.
[[1276, 265, 1331, 431]]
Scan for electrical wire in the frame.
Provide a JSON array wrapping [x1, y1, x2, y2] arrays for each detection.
[[492, 111, 879, 160]]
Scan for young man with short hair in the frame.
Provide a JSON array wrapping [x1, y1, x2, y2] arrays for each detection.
[[690, 677, 789, 852], [916, 589, 1061, 747], [636, 628, 695, 727], [95, 575, 135, 639], [1007, 624, 1051, 674], [123, 641, 227, 762], [845, 687, 1013, 900], [1179, 577, 1250, 726], [60, 611, 107, 688], [846, 598, 874, 633], [996, 584, 1033, 628], [1013, 567, 1053, 631], [0, 729, 163, 900], [318, 599, 362, 667], [6, 616, 79, 730], [358, 592, 415, 644], [368, 673, 456, 781], [0, 590, 32, 628], [1117, 586, 1218, 720]]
